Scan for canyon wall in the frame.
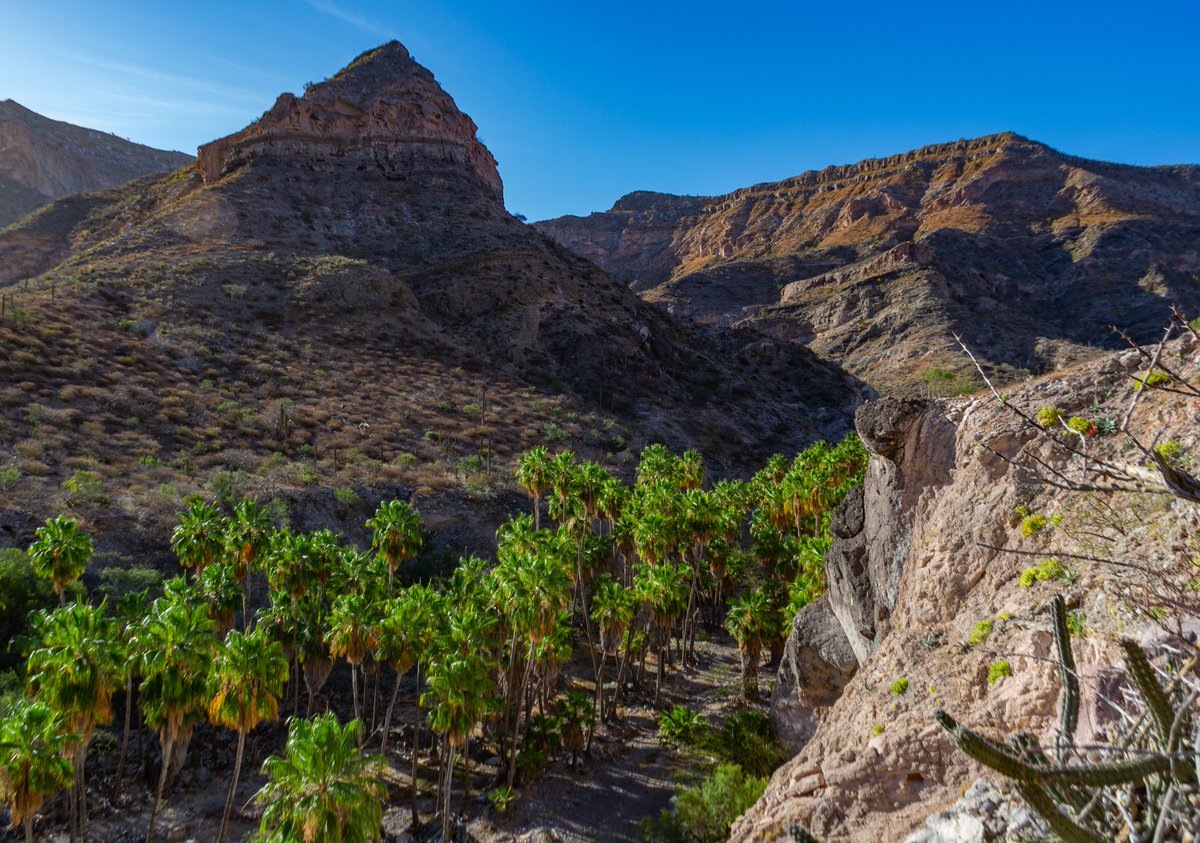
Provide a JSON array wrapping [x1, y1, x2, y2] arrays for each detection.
[[740, 337, 1200, 840]]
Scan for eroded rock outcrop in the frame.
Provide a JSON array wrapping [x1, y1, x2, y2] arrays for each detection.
[[741, 341, 1200, 841], [196, 41, 501, 200]]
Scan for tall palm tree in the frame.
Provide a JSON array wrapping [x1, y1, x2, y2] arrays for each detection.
[[137, 599, 216, 843], [366, 499, 424, 589], [423, 610, 496, 843], [255, 714, 386, 843], [725, 588, 774, 699], [589, 575, 635, 721], [225, 498, 274, 627], [26, 601, 123, 843], [169, 501, 226, 578], [28, 516, 92, 606], [0, 699, 76, 843], [209, 627, 288, 843], [326, 592, 376, 727], [110, 590, 150, 803], [515, 446, 551, 529]]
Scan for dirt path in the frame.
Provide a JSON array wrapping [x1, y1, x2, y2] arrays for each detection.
[[468, 634, 751, 843]]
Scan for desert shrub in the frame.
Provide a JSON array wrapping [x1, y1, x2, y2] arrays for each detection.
[[659, 705, 706, 745], [890, 678, 909, 695], [333, 487, 360, 508], [640, 763, 767, 843], [0, 466, 19, 490], [921, 367, 977, 397], [701, 710, 784, 778]]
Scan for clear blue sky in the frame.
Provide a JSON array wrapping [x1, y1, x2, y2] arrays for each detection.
[[2, 1, 1198, 220]]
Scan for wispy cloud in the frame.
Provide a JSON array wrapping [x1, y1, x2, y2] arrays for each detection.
[[62, 52, 263, 105], [302, 0, 396, 39]]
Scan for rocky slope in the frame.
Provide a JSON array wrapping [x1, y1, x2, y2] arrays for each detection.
[[0, 99, 191, 228], [735, 335, 1200, 841], [536, 135, 1200, 394], [0, 42, 862, 565]]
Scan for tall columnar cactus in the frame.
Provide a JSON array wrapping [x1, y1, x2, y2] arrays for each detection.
[[935, 594, 1199, 840]]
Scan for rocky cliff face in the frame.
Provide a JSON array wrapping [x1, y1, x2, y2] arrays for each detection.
[[195, 42, 501, 200], [0, 99, 191, 228], [536, 134, 1200, 394], [738, 337, 1200, 841]]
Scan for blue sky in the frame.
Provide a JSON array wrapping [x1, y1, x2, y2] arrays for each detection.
[[2, 1, 1198, 220]]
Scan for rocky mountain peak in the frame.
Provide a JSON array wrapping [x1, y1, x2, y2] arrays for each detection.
[[195, 41, 501, 199]]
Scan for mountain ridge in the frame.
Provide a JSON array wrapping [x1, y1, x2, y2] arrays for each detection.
[[0, 99, 192, 228], [535, 132, 1200, 393]]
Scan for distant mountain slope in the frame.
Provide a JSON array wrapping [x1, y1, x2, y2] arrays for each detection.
[[0, 42, 862, 560], [0, 99, 191, 228], [536, 134, 1200, 393]]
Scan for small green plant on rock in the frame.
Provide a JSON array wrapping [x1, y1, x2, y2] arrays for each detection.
[[967, 620, 993, 647], [1020, 514, 1048, 538], [1036, 406, 1063, 427], [890, 678, 909, 696], [987, 660, 1012, 685], [1019, 557, 1067, 587], [488, 786, 517, 813]]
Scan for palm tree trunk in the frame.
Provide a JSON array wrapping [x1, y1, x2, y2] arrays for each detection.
[[67, 754, 77, 843], [78, 743, 89, 843], [114, 674, 133, 801], [146, 732, 174, 843], [381, 667, 402, 755], [460, 736, 472, 813], [441, 742, 455, 843], [410, 662, 422, 830], [23, 814, 32, 843], [351, 664, 361, 728], [507, 648, 537, 790], [217, 730, 245, 843]]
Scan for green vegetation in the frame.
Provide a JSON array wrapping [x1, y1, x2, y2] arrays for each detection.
[[641, 763, 768, 843], [1020, 513, 1048, 537], [1066, 416, 1096, 436], [2, 435, 866, 843], [987, 660, 1012, 685], [940, 597, 1200, 841], [890, 678, 909, 695], [921, 367, 978, 397], [966, 619, 993, 647], [1036, 406, 1063, 427], [1019, 557, 1068, 587]]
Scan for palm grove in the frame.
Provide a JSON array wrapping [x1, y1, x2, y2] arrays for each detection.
[[0, 435, 865, 842]]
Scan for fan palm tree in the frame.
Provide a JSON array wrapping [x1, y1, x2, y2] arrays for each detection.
[[225, 498, 274, 627], [423, 610, 496, 843], [725, 588, 774, 699], [26, 601, 123, 843], [515, 446, 551, 529], [255, 713, 386, 843], [28, 516, 92, 605], [169, 501, 226, 578], [0, 699, 76, 843], [366, 499, 424, 589], [137, 599, 216, 843], [209, 627, 288, 843], [326, 592, 376, 727], [110, 590, 150, 803], [589, 575, 635, 721]]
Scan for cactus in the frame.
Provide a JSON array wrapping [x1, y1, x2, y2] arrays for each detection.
[[935, 594, 1198, 839], [1051, 595, 1079, 762]]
